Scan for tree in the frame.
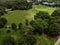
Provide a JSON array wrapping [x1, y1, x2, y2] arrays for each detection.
[[52, 9, 60, 17], [30, 19, 48, 35], [0, 18, 7, 28], [11, 23, 17, 31], [18, 23, 23, 30], [25, 19, 29, 26], [3, 1, 16, 9], [34, 11, 50, 20], [0, 18, 7, 25], [11, 0, 33, 10], [45, 23, 60, 37], [17, 35, 36, 45], [0, 7, 6, 16], [2, 36, 16, 45], [6, 30, 11, 33], [48, 16, 60, 25]]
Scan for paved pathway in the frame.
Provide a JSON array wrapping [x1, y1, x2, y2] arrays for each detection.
[[54, 38, 60, 45]]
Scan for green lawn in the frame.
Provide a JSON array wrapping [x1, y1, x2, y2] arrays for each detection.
[[33, 5, 56, 15], [2, 9, 35, 26], [2, 5, 56, 26], [0, 5, 56, 45]]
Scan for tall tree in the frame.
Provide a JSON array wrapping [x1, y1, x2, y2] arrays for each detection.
[[11, 23, 17, 31]]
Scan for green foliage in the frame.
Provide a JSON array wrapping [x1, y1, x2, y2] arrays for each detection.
[[3, 0, 33, 10], [34, 11, 50, 20], [0, 18, 7, 28], [3, 1, 16, 9], [18, 23, 23, 30], [0, 4, 57, 45], [52, 9, 60, 17], [45, 23, 60, 37], [30, 19, 48, 35], [44, 16, 60, 37], [25, 19, 29, 26], [2, 36, 16, 45], [6, 30, 11, 33], [11, 0, 33, 10], [0, 7, 6, 16], [31, 11, 60, 37], [17, 35, 36, 45], [11, 23, 17, 31], [48, 16, 60, 25]]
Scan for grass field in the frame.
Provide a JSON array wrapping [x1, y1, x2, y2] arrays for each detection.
[[34, 5, 56, 15], [0, 5, 56, 45], [2, 10, 35, 25], [2, 5, 56, 26]]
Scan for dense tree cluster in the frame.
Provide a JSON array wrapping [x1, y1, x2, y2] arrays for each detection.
[[30, 11, 60, 37], [0, 18, 7, 28], [30, 19, 48, 35], [52, 9, 60, 17], [45, 23, 60, 37], [2, 35, 36, 45], [2, 36, 16, 45], [34, 11, 50, 20], [0, 7, 7, 16], [17, 35, 36, 45], [3, 0, 33, 10]]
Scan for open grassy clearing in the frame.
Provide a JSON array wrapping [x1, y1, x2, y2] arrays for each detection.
[[2, 9, 35, 26], [2, 5, 56, 26], [33, 5, 56, 15], [0, 5, 56, 45]]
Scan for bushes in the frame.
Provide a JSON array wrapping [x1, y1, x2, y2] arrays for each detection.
[[2, 36, 16, 45], [3, 1, 14, 9], [17, 35, 36, 45], [2, 35, 36, 45], [11, 23, 17, 31], [34, 11, 50, 20], [0, 7, 7, 16], [45, 23, 60, 37], [18, 23, 23, 30], [52, 9, 60, 17], [0, 18, 7, 28], [3, 0, 33, 10], [30, 11, 60, 37], [30, 19, 48, 35]]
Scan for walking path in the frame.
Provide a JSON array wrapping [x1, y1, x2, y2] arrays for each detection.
[[54, 37, 60, 45]]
